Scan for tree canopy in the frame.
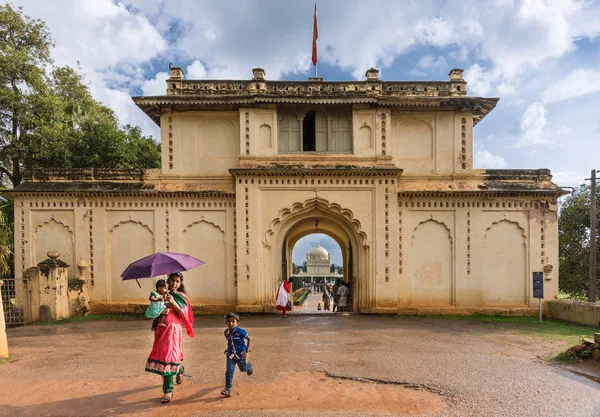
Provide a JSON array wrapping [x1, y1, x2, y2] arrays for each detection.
[[558, 184, 599, 299], [0, 3, 160, 189]]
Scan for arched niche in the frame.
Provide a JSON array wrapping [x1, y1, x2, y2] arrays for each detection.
[[181, 220, 230, 304], [482, 220, 527, 306], [357, 125, 373, 150], [34, 218, 74, 275], [108, 220, 155, 302], [394, 118, 433, 159], [259, 124, 272, 149], [198, 118, 237, 158], [408, 219, 453, 306]]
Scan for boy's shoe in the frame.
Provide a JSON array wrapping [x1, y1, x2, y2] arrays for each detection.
[[220, 389, 231, 397], [247, 363, 253, 376]]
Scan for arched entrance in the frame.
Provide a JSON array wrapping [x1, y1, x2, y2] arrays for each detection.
[[264, 197, 370, 313]]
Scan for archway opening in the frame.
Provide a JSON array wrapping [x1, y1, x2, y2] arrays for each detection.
[[291, 233, 345, 313], [276, 213, 358, 313]]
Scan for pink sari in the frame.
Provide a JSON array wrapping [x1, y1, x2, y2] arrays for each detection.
[[145, 292, 194, 376]]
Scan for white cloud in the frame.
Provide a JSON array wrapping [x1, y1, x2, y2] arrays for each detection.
[[520, 102, 547, 141], [551, 171, 586, 188], [140, 72, 169, 96], [10, 0, 600, 150], [513, 101, 576, 148], [186, 61, 208, 79], [542, 68, 600, 104], [410, 55, 447, 76], [475, 151, 507, 169]]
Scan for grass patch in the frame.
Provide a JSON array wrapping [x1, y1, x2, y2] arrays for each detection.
[[0, 355, 15, 365], [423, 314, 598, 345], [546, 350, 580, 364], [37, 314, 139, 326]]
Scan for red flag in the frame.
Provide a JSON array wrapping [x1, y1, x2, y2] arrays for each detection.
[[312, 4, 318, 66]]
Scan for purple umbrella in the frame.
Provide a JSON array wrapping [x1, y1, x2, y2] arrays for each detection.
[[121, 252, 205, 287]]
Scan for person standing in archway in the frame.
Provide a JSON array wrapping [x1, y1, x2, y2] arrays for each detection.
[[275, 277, 293, 318], [337, 281, 350, 312], [332, 278, 341, 312]]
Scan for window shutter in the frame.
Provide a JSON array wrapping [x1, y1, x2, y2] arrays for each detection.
[[278, 113, 300, 152], [330, 111, 352, 152], [315, 111, 328, 152]]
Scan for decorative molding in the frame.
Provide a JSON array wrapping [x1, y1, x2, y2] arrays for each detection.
[[384, 186, 390, 282], [88, 209, 94, 284], [263, 196, 369, 249], [108, 220, 154, 237], [410, 218, 454, 247], [244, 187, 250, 280], [182, 219, 225, 235], [20, 206, 25, 273], [165, 209, 170, 251], [483, 219, 527, 244], [466, 211, 471, 275], [460, 116, 468, 170], [33, 218, 75, 244], [540, 218, 546, 266], [168, 115, 174, 170], [396, 116, 434, 128], [244, 111, 250, 156], [398, 206, 403, 275], [380, 112, 387, 156]]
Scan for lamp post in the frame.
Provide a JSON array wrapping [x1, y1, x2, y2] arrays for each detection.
[[588, 170, 598, 303]]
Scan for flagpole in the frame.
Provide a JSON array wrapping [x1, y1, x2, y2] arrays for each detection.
[[312, 3, 318, 78]]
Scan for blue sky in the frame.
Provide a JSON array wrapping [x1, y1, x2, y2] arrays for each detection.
[[11, 0, 600, 191], [292, 234, 342, 266]]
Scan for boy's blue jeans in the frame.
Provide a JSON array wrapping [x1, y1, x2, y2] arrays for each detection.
[[225, 357, 252, 390]]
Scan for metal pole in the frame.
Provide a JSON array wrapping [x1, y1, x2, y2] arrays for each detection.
[[539, 298, 542, 324], [591, 169, 597, 302]]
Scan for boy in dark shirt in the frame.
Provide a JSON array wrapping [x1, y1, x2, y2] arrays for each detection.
[[221, 312, 253, 397]]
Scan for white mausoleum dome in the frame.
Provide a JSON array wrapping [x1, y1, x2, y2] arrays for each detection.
[[308, 244, 329, 258]]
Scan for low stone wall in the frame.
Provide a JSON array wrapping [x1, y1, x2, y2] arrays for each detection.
[[547, 299, 600, 327]]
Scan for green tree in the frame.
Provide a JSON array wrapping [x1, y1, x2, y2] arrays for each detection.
[[558, 184, 599, 299], [0, 195, 12, 277], [0, 3, 54, 186], [0, 4, 160, 188]]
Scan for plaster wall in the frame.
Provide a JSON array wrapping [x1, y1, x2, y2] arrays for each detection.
[[390, 112, 473, 174], [399, 196, 558, 310], [14, 197, 237, 310], [12, 191, 558, 315], [161, 111, 240, 176], [159, 107, 474, 176]]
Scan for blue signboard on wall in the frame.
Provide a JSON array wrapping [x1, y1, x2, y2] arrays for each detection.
[[533, 272, 544, 299]]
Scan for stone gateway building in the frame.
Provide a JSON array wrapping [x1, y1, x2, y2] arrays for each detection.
[[12, 66, 564, 319]]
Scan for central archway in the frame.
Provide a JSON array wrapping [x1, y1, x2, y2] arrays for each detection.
[[265, 197, 370, 313]]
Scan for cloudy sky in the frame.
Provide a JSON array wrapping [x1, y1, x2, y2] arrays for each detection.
[[10, 0, 600, 261]]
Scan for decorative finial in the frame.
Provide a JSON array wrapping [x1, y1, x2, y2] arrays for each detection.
[[47, 250, 60, 260]]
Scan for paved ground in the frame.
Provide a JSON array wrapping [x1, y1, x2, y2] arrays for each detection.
[[1, 315, 600, 417], [294, 291, 336, 313]]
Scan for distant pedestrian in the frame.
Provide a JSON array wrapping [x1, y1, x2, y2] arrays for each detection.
[[221, 313, 253, 397], [275, 277, 293, 318], [332, 278, 341, 312], [322, 287, 331, 310], [337, 281, 350, 312]]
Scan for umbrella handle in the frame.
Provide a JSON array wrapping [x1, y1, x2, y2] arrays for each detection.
[[136, 279, 141, 289]]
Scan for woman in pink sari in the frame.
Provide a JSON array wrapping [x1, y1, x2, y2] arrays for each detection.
[[145, 272, 195, 404]]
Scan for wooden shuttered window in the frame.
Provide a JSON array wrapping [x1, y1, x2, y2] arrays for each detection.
[[278, 108, 352, 153], [278, 113, 301, 152]]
